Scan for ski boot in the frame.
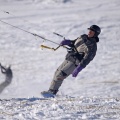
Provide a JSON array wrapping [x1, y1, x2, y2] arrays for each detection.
[[41, 89, 58, 98]]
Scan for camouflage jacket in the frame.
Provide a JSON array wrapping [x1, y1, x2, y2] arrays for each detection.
[[66, 34, 98, 68]]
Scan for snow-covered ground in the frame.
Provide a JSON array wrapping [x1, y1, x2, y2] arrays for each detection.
[[0, 97, 120, 120], [0, 0, 120, 119]]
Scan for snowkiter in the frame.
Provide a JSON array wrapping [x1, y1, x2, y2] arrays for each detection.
[[41, 25, 101, 98]]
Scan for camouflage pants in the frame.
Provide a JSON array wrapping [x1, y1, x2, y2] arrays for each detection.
[[49, 60, 77, 91]]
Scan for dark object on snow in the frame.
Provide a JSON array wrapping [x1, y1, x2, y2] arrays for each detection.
[[0, 63, 13, 94]]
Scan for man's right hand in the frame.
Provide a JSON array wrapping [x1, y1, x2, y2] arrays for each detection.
[[60, 39, 71, 46]]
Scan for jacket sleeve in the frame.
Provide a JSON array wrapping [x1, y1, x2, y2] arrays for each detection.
[[68, 39, 77, 47], [80, 45, 97, 68]]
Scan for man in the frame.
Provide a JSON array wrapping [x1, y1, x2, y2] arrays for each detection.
[[41, 25, 101, 98], [0, 63, 13, 93]]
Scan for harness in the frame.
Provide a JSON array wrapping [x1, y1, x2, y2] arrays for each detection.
[[66, 43, 85, 64]]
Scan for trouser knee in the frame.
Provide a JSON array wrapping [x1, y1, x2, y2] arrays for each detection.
[[55, 70, 67, 81]]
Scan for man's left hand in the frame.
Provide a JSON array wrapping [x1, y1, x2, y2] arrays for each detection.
[[72, 65, 83, 77]]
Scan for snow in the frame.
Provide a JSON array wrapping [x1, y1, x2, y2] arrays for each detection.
[[0, 97, 120, 119], [0, 0, 120, 119]]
